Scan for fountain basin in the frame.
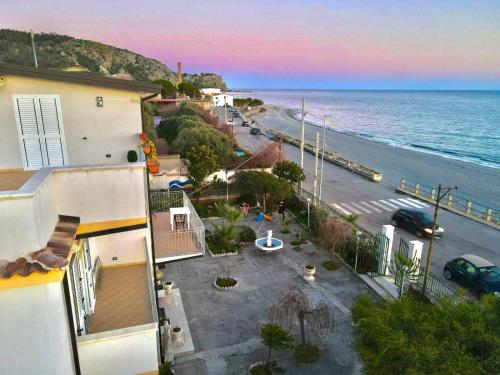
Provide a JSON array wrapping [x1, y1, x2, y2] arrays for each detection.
[[255, 237, 283, 252]]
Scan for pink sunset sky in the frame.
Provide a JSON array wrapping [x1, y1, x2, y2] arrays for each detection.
[[2, 0, 500, 89]]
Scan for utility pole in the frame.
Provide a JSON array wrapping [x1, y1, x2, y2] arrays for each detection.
[[422, 184, 457, 294], [30, 30, 38, 68], [312, 132, 320, 204], [318, 115, 327, 201], [299, 98, 305, 189], [278, 138, 283, 162], [224, 99, 228, 125]]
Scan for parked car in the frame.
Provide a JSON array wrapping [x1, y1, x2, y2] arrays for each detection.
[[242, 120, 250, 127], [233, 112, 240, 118], [227, 119, 234, 126], [250, 127, 261, 135], [444, 254, 500, 296], [391, 208, 444, 238]]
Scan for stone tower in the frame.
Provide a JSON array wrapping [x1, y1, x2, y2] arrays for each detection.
[[177, 62, 182, 86]]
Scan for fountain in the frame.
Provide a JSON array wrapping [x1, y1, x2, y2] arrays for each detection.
[[255, 230, 283, 253]]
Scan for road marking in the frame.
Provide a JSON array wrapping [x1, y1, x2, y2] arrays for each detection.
[[379, 200, 400, 209], [339, 202, 361, 214], [370, 200, 394, 212], [407, 198, 430, 207], [350, 202, 371, 213], [360, 201, 382, 212], [332, 203, 351, 215], [399, 198, 426, 209], [389, 199, 410, 208]]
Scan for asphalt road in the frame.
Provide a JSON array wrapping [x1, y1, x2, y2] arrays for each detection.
[[224, 108, 500, 292]]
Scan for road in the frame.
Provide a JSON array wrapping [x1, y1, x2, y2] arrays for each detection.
[[223, 108, 500, 291]]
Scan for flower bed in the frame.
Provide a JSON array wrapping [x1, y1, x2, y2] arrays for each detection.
[[213, 277, 239, 291]]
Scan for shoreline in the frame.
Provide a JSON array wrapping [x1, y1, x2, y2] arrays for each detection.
[[249, 105, 500, 206]]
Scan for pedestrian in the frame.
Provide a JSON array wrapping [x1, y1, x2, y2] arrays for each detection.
[[278, 201, 286, 221]]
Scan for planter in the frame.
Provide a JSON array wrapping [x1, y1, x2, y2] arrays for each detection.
[[165, 281, 173, 294], [248, 361, 266, 375], [147, 161, 159, 174], [213, 277, 239, 291], [303, 265, 316, 281], [171, 326, 183, 342]]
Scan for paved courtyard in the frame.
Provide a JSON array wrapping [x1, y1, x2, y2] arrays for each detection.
[[163, 215, 376, 374]]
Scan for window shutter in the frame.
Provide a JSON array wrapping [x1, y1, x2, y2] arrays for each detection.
[[15, 97, 45, 169], [38, 97, 66, 167]]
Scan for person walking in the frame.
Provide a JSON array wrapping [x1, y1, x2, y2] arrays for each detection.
[[278, 201, 286, 221]]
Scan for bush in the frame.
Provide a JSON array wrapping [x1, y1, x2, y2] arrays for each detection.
[[338, 237, 377, 273], [215, 277, 237, 288], [238, 193, 257, 206], [237, 225, 256, 242], [294, 344, 320, 363], [193, 203, 209, 218], [127, 150, 138, 162], [284, 195, 306, 215], [318, 218, 353, 253], [351, 293, 500, 374], [322, 260, 339, 271]]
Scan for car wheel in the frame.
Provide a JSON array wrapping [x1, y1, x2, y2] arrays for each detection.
[[444, 269, 453, 280], [391, 219, 398, 227]]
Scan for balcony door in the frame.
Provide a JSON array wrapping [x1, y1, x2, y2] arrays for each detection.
[[12, 95, 68, 170]]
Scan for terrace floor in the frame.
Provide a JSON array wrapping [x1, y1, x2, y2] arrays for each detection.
[[162, 215, 377, 375], [87, 263, 153, 334], [0, 169, 34, 191], [152, 212, 202, 261]]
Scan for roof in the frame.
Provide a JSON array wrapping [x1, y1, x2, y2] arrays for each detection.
[[0, 63, 161, 94], [460, 254, 495, 268]]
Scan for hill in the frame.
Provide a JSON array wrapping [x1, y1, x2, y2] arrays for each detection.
[[0, 29, 227, 90]]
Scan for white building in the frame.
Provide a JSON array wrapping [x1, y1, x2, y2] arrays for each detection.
[[212, 93, 233, 107], [200, 87, 221, 96]]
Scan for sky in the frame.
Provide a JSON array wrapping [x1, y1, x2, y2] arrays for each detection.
[[2, 0, 500, 89]]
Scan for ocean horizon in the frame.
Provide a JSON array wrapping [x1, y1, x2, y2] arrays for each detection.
[[233, 89, 500, 170]]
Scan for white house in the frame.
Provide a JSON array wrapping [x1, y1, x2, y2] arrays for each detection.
[[212, 93, 233, 107], [200, 87, 221, 96]]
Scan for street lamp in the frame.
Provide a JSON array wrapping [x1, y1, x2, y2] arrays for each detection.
[[307, 197, 311, 228], [319, 116, 327, 201], [422, 184, 457, 294]]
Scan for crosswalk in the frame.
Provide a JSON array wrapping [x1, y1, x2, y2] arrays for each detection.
[[331, 197, 430, 216]]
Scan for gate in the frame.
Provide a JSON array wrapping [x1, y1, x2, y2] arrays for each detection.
[[370, 233, 390, 276]]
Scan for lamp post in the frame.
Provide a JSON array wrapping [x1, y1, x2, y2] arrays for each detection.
[[307, 197, 311, 228], [422, 184, 457, 295], [30, 30, 38, 68], [319, 116, 327, 201]]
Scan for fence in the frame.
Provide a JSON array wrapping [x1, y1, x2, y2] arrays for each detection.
[[412, 267, 466, 304], [399, 178, 499, 228]]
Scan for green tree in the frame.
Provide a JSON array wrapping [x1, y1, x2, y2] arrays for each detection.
[[235, 171, 293, 212], [351, 293, 500, 375], [153, 79, 177, 98], [185, 145, 220, 189], [260, 324, 293, 371], [177, 81, 201, 98], [272, 160, 305, 183]]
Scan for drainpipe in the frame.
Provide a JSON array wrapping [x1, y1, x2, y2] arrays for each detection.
[[140, 93, 164, 363]]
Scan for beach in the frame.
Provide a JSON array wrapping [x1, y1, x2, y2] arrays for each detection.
[[251, 105, 500, 207]]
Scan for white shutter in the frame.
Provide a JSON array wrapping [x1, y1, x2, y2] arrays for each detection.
[[14, 97, 45, 169], [13, 95, 68, 169], [38, 97, 66, 167]]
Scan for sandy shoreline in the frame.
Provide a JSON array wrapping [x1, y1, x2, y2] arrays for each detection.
[[251, 105, 500, 206]]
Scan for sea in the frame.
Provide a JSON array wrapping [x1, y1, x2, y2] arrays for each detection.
[[233, 90, 500, 170]]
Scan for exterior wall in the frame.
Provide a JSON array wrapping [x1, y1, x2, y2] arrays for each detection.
[[0, 282, 75, 375], [77, 325, 158, 375], [212, 94, 233, 107], [89, 228, 149, 266], [0, 75, 143, 169], [0, 164, 146, 261]]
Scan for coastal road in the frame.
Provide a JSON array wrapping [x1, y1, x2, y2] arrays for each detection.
[[225, 108, 500, 289]]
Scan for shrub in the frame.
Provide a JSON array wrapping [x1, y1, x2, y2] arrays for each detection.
[[338, 237, 377, 273], [318, 218, 353, 253], [322, 260, 339, 271], [294, 344, 320, 363], [127, 150, 138, 162], [238, 192, 257, 206], [284, 195, 306, 215], [193, 203, 209, 218], [215, 277, 237, 288], [237, 225, 256, 242], [272, 160, 305, 183]]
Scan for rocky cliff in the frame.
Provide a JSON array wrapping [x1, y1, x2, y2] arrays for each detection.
[[0, 29, 228, 89]]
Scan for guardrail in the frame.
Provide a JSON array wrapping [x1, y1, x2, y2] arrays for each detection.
[[398, 178, 499, 229], [262, 128, 382, 182]]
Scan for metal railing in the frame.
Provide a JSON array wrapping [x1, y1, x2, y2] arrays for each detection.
[[399, 178, 499, 227], [412, 266, 466, 304]]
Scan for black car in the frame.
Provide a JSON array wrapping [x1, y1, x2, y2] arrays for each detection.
[[391, 208, 444, 238], [250, 127, 261, 135], [444, 255, 500, 296], [242, 120, 250, 127]]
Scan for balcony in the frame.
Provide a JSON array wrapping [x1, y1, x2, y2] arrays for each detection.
[[150, 190, 205, 262]]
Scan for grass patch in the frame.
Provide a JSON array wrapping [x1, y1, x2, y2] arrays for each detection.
[[322, 260, 340, 271], [290, 239, 301, 246], [294, 344, 320, 363], [281, 228, 291, 234]]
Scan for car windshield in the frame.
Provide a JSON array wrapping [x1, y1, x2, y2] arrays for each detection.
[[479, 266, 500, 282], [414, 212, 433, 224]]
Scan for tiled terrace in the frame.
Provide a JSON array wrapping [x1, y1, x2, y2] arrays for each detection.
[[0, 169, 34, 191], [87, 263, 153, 334]]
